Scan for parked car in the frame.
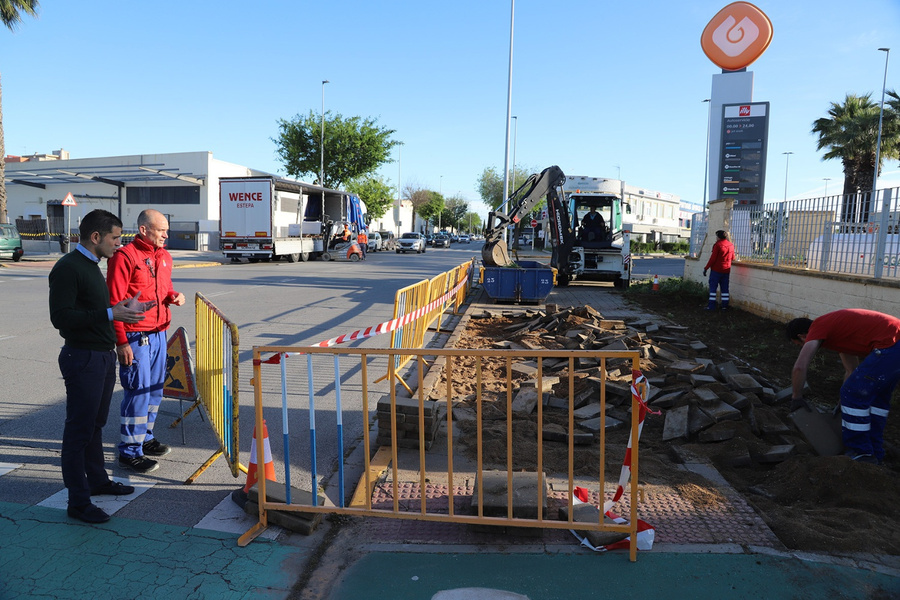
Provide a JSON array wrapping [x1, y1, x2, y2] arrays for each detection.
[[432, 234, 450, 248], [397, 232, 426, 254], [378, 230, 396, 251], [450, 234, 459, 243], [458, 234, 471, 243], [424, 234, 434, 245], [0, 224, 23, 262], [367, 231, 382, 252]]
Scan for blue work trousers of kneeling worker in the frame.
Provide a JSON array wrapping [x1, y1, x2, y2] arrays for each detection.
[[118, 330, 167, 458], [707, 270, 730, 309], [841, 341, 900, 462]]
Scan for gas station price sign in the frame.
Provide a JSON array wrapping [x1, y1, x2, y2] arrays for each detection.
[[718, 102, 770, 205]]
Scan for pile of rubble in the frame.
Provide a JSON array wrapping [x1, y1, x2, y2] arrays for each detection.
[[462, 304, 841, 464]]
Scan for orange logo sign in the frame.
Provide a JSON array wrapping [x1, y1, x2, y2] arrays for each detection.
[[701, 2, 773, 71]]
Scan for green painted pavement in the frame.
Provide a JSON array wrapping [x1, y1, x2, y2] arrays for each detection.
[[0, 502, 305, 600], [331, 551, 900, 600]]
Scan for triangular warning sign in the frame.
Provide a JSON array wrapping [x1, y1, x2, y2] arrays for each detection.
[[164, 327, 198, 400], [61, 192, 77, 207]]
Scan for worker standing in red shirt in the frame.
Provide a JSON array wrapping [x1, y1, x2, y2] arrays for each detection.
[[787, 309, 900, 464], [703, 230, 735, 310], [107, 210, 185, 474]]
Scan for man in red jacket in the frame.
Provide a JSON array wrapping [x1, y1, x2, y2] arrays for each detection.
[[107, 209, 185, 474], [703, 229, 735, 310]]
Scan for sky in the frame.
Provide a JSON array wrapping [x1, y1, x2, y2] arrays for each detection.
[[2, 0, 899, 219]]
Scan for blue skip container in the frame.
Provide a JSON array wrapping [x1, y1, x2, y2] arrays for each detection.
[[479, 260, 556, 303]]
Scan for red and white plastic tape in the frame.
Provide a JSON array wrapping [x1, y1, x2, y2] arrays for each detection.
[[259, 264, 472, 364]]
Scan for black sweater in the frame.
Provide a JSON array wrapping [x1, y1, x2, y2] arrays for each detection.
[[49, 250, 115, 351]]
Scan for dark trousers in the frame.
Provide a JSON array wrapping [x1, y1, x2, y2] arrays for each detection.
[[59, 346, 116, 507]]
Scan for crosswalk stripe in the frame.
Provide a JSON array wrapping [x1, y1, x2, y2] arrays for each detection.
[[37, 477, 156, 516]]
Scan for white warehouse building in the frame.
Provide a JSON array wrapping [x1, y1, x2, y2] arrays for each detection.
[[3, 150, 409, 249]]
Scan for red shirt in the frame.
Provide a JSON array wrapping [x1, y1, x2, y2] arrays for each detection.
[[806, 309, 900, 356], [107, 236, 179, 346], [705, 239, 735, 273]]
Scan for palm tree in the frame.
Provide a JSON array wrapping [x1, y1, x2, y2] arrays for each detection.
[[1, 0, 40, 224], [811, 93, 899, 223]]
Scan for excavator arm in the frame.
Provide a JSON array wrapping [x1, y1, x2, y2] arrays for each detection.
[[482, 165, 569, 267]]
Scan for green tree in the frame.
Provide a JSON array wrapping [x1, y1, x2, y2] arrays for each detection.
[[345, 175, 394, 221], [402, 182, 435, 230], [812, 92, 900, 197], [443, 195, 469, 231], [274, 110, 399, 189], [0, 0, 40, 224], [476, 165, 538, 210], [417, 192, 444, 231]]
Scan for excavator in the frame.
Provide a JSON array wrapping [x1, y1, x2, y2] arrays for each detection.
[[482, 165, 569, 268], [482, 165, 632, 288]]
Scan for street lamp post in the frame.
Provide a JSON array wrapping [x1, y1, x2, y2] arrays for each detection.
[[702, 99, 711, 212], [439, 175, 443, 232], [823, 177, 831, 197], [320, 80, 329, 187], [873, 48, 890, 193], [782, 152, 793, 202]]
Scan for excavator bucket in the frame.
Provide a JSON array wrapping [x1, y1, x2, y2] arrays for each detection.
[[482, 239, 512, 267]]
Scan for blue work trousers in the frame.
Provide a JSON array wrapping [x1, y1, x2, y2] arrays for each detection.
[[118, 331, 167, 458], [840, 341, 900, 461], [59, 346, 116, 507], [707, 270, 730, 309]]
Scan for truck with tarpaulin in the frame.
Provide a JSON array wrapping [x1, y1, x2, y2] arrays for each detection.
[[219, 176, 367, 263]]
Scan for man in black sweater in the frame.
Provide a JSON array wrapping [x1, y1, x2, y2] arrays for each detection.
[[49, 209, 151, 523]]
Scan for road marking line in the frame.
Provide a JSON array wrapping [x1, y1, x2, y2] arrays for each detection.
[[0, 336, 16, 342], [37, 476, 156, 515], [194, 493, 280, 539], [0, 462, 22, 477], [204, 291, 234, 298]]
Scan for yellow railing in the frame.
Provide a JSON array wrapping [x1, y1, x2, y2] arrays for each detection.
[[189, 292, 244, 483], [239, 346, 645, 561]]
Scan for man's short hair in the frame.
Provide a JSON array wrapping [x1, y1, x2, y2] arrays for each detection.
[[786, 317, 813, 342], [716, 230, 728, 240], [79, 209, 122, 239]]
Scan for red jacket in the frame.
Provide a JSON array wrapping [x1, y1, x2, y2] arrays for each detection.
[[107, 236, 179, 346], [705, 239, 735, 274]]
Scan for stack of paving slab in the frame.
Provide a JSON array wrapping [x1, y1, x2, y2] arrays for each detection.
[[457, 305, 842, 466]]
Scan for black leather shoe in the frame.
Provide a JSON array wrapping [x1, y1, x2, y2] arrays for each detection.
[[67, 503, 110, 524], [142, 439, 171, 457], [91, 480, 135, 496]]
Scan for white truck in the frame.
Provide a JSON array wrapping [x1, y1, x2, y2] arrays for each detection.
[[559, 175, 633, 288], [219, 176, 365, 263]]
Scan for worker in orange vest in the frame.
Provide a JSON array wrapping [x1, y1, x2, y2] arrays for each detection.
[[357, 229, 368, 260]]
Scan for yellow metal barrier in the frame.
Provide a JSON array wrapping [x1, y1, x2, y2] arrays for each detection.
[[239, 345, 645, 561], [188, 292, 244, 483]]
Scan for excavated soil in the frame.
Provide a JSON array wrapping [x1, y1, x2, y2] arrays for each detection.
[[442, 296, 900, 555]]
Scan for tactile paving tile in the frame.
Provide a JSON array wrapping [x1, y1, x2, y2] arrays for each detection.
[[360, 481, 782, 547]]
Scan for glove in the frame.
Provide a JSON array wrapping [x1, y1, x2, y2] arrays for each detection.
[[703, 269, 708, 276], [790, 397, 812, 412]]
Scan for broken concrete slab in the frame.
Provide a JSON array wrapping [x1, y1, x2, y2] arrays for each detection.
[[698, 422, 738, 443], [726, 373, 763, 393], [542, 423, 593, 445], [750, 444, 796, 464], [511, 387, 539, 414], [693, 387, 720, 403], [558, 503, 629, 548], [662, 405, 690, 441], [573, 402, 603, 419], [651, 390, 684, 408], [668, 360, 705, 373], [690, 373, 719, 386], [688, 403, 716, 435], [789, 408, 844, 457], [471, 471, 548, 519], [698, 399, 743, 422], [579, 414, 625, 433]]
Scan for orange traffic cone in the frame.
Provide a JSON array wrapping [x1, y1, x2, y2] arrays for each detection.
[[652, 275, 660, 292], [243, 420, 276, 493]]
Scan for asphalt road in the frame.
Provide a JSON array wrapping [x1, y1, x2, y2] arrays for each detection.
[[0, 242, 482, 529]]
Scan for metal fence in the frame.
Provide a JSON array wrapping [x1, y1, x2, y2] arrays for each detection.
[[691, 188, 899, 279]]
